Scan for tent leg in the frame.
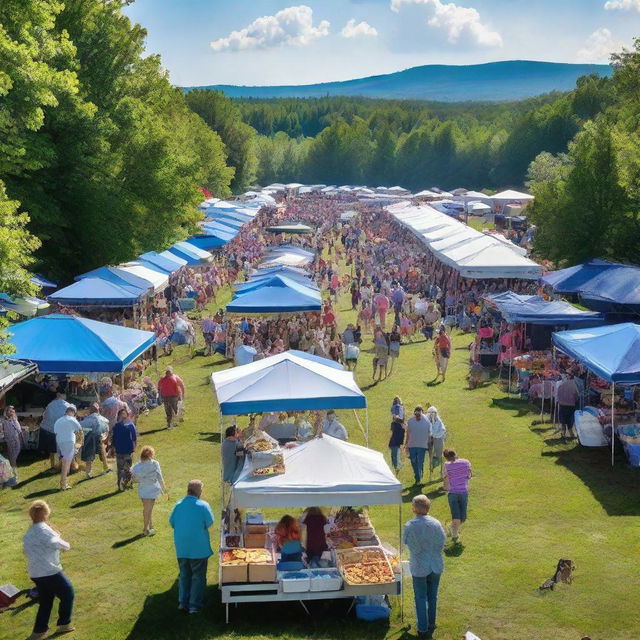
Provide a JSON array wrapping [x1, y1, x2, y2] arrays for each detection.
[[366, 409, 369, 447], [611, 383, 615, 467]]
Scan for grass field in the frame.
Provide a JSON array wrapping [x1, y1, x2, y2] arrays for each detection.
[[2, 284, 639, 640]]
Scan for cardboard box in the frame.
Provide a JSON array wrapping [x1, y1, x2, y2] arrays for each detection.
[[245, 524, 267, 534], [221, 563, 248, 584], [249, 562, 277, 583], [244, 533, 266, 548]]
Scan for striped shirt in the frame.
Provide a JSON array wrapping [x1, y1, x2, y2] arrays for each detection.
[[444, 458, 472, 494]]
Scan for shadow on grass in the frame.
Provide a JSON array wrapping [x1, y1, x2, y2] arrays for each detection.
[[139, 427, 169, 436], [540, 446, 640, 516], [112, 533, 146, 549], [490, 397, 532, 418], [24, 487, 61, 499], [125, 581, 392, 640], [198, 432, 221, 443], [70, 490, 120, 509], [13, 468, 56, 490], [7, 597, 37, 615]]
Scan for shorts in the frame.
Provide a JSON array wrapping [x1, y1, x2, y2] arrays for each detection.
[[57, 441, 76, 461], [448, 492, 468, 522]]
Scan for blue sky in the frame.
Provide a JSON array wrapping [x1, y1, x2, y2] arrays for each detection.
[[123, 0, 639, 86]]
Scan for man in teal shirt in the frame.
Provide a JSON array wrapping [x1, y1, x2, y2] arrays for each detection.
[[169, 479, 214, 613]]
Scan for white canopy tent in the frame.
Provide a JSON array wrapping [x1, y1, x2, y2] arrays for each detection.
[[388, 203, 541, 280], [211, 350, 366, 416], [232, 436, 401, 508], [118, 263, 169, 294], [260, 252, 312, 268]]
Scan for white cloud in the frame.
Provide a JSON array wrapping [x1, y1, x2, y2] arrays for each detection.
[[390, 0, 502, 47], [577, 28, 625, 62], [341, 19, 379, 38], [604, 0, 640, 11], [210, 5, 330, 53]]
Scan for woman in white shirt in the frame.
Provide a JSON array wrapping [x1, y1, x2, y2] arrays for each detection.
[[23, 500, 75, 640], [426, 406, 447, 479], [131, 446, 166, 537]]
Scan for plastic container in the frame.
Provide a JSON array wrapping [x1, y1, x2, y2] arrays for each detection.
[[308, 568, 343, 592], [278, 570, 311, 593], [355, 595, 390, 621]]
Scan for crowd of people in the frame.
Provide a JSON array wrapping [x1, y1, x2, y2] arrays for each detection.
[[6, 188, 527, 640]]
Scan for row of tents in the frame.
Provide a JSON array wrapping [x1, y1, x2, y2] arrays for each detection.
[[387, 201, 541, 280], [45, 200, 267, 309]]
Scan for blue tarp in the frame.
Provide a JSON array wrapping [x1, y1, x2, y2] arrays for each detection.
[[484, 291, 603, 325], [552, 323, 640, 384], [7, 314, 155, 373], [75, 266, 150, 294], [187, 236, 226, 251], [166, 241, 212, 265], [227, 277, 321, 314], [542, 259, 640, 307], [49, 278, 142, 307], [139, 251, 185, 274]]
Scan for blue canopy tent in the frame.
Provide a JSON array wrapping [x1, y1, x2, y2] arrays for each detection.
[[235, 274, 319, 293], [484, 292, 603, 325], [553, 323, 640, 465], [166, 241, 213, 265], [541, 259, 640, 311], [75, 266, 151, 295], [30, 275, 57, 290], [157, 250, 189, 269], [202, 223, 238, 240], [227, 277, 321, 314], [187, 235, 227, 251], [48, 278, 142, 307], [139, 251, 185, 274], [204, 208, 253, 222], [250, 265, 309, 278], [207, 215, 244, 229], [7, 314, 155, 373]]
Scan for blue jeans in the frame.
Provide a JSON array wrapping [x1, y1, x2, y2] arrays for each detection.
[[32, 571, 74, 633], [389, 446, 400, 470], [412, 573, 441, 633], [408, 447, 427, 483], [178, 558, 208, 611]]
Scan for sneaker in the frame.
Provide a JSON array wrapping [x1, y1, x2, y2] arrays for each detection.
[[189, 608, 200, 614], [178, 606, 188, 613], [26, 632, 48, 640], [147, 528, 156, 537], [104, 468, 113, 474]]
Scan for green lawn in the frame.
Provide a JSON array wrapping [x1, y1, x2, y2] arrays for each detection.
[[2, 285, 639, 640]]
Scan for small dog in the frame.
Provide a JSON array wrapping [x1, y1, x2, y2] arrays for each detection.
[[539, 559, 575, 590]]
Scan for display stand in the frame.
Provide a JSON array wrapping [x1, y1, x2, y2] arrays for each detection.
[[221, 577, 401, 624]]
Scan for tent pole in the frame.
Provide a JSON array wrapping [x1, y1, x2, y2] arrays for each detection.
[[611, 383, 615, 467], [366, 409, 369, 447]]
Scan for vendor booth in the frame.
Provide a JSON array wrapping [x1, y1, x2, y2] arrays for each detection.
[[7, 314, 155, 373], [211, 353, 402, 623], [553, 323, 640, 466], [48, 278, 143, 308]]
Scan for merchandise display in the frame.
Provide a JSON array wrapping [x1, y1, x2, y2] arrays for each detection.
[[336, 547, 395, 586]]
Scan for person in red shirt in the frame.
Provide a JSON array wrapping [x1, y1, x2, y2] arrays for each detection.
[[435, 326, 452, 382], [157, 367, 185, 430]]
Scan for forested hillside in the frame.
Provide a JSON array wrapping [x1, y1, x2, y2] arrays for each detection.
[[210, 74, 612, 191]]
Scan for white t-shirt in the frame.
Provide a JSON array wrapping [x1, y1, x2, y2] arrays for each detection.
[[53, 415, 82, 444]]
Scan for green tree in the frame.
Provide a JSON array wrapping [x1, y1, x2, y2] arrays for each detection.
[[185, 89, 257, 192]]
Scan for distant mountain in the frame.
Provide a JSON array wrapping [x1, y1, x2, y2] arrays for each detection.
[[187, 60, 612, 102]]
